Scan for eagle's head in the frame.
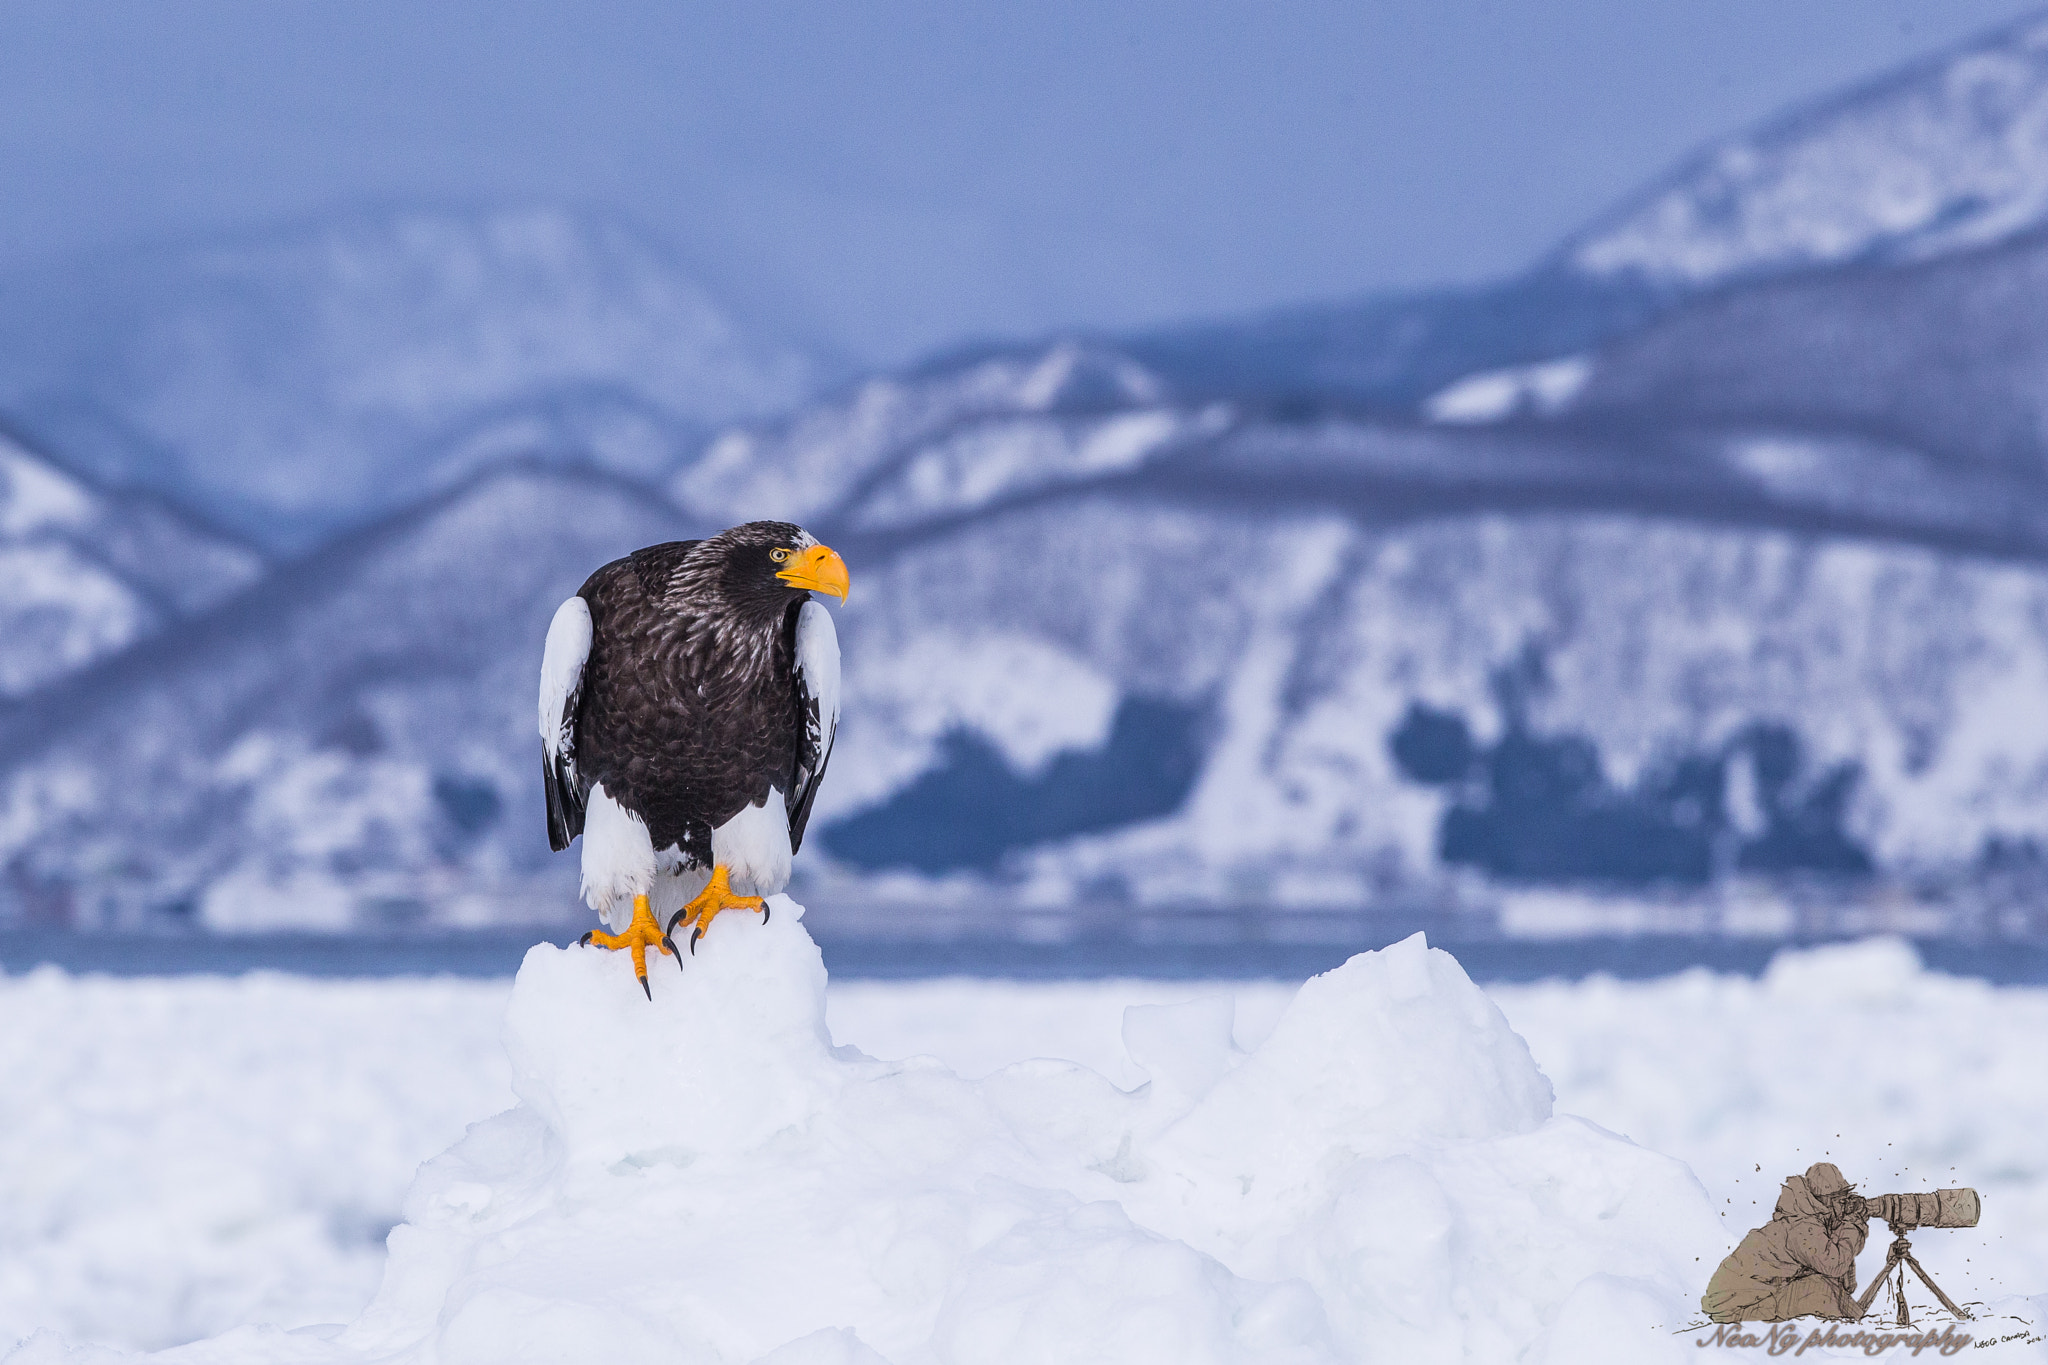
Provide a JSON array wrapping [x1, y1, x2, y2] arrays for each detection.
[[705, 521, 850, 620]]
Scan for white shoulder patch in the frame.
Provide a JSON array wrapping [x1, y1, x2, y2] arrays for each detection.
[[794, 597, 841, 741], [538, 595, 592, 760]]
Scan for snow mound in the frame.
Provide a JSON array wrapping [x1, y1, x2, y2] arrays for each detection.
[[12, 906, 1728, 1365]]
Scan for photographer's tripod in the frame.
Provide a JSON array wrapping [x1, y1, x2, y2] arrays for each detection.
[[1853, 1223, 1970, 1323]]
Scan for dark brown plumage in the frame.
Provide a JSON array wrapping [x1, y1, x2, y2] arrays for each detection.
[[542, 520, 841, 879]]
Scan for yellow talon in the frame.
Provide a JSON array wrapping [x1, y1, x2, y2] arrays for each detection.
[[666, 865, 766, 952], [579, 894, 672, 999]]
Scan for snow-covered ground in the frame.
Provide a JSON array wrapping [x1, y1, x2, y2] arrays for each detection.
[[2, 931, 2043, 1360]]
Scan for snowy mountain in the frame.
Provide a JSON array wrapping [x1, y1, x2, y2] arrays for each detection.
[[685, 341, 2048, 909], [1136, 11, 2048, 412], [0, 208, 821, 551], [0, 465, 695, 930], [1562, 10, 2048, 289], [671, 340, 1179, 526], [1550, 223, 2048, 485], [11, 365, 2048, 929], [816, 459, 2048, 908], [0, 428, 258, 700], [1126, 273, 1661, 412], [1416, 207, 2048, 577]]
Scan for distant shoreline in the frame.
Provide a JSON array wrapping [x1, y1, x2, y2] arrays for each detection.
[[6, 923, 2047, 984]]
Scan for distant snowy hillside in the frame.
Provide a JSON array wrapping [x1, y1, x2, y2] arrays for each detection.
[[672, 340, 1177, 525], [0, 466, 694, 929], [1564, 11, 2048, 288], [9, 377, 2048, 926], [0, 429, 257, 700], [823, 492, 2048, 907], [1137, 13, 2048, 411], [0, 208, 819, 550], [1126, 273, 1661, 411], [1552, 224, 2048, 487]]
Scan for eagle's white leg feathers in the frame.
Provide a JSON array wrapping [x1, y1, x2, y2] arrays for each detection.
[[584, 785, 788, 929], [538, 596, 591, 761], [712, 786, 793, 898], [581, 782, 657, 929]]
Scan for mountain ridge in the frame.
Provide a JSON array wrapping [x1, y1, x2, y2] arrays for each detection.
[[1559, 8, 2048, 287], [0, 424, 260, 704], [0, 205, 824, 551], [1129, 9, 2048, 416]]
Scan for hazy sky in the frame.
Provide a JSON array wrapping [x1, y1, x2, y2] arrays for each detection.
[[0, 1, 2039, 362]]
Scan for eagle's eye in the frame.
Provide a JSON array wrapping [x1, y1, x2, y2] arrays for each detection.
[[770, 548, 792, 563]]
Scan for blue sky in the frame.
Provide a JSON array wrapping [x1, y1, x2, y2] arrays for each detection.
[[0, 0, 2038, 362]]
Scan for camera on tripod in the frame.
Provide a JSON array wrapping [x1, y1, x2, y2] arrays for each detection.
[[1842, 1187, 1981, 1323]]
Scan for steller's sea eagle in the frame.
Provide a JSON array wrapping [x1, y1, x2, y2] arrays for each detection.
[[537, 521, 848, 996]]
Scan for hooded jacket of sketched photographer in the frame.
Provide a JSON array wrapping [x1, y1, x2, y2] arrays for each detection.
[[1703, 1162, 1870, 1323]]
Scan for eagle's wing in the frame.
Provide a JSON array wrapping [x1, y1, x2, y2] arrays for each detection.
[[539, 594, 593, 852], [786, 598, 841, 854]]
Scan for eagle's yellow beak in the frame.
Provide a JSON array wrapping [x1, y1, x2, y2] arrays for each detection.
[[777, 543, 850, 603]]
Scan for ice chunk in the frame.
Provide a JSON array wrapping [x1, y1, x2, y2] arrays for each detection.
[[503, 895, 845, 1165], [1523, 1274, 1692, 1365], [1121, 992, 1238, 1109], [1763, 934, 1923, 1003], [4, 1333, 134, 1365], [749, 1329, 894, 1365], [1152, 932, 1555, 1209], [930, 1200, 1339, 1365]]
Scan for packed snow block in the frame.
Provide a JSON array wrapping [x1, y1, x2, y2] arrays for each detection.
[[18, 917, 1736, 1365], [502, 894, 843, 1165], [2, 1333, 134, 1365], [1762, 933, 1922, 1004], [5, 1324, 349, 1365], [1154, 932, 1554, 1195], [1122, 933, 1725, 1363], [928, 1200, 1336, 1365], [1120, 992, 1238, 1111], [1299, 1118, 1723, 1362], [749, 1328, 895, 1365], [1520, 1274, 1691, 1365]]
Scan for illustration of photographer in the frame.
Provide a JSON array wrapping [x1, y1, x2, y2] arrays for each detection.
[[1704, 1162, 1870, 1322], [1704, 1162, 1981, 1324]]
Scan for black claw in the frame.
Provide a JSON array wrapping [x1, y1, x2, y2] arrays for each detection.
[[761, 901, 771, 925], [666, 909, 687, 938], [663, 935, 684, 967], [578, 930, 593, 946], [639, 974, 652, 1002], [690, 924, 705, 955]]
